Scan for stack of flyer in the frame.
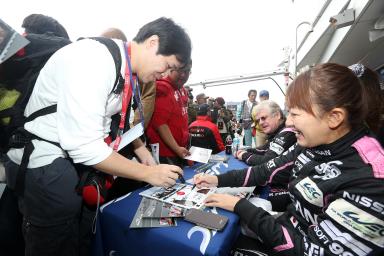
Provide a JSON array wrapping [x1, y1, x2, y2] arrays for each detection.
[[130, 184, 216, 228]]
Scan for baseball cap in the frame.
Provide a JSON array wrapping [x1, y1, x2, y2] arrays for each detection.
[[259, 90, 269, 97], [196, 93, 209, 101]]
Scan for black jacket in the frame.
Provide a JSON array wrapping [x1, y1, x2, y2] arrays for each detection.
[[218, 128, 384, 255], [241, 122, 296, 166], [189, 116, 225, 154]]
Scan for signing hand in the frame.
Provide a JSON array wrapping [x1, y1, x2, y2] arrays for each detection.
[[193, 174, 218, 188], [204, 193, 241, 212], [145, 164, 183, 188]]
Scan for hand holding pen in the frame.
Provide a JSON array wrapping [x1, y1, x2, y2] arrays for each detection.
[[192, 173, 218, 189], [179, 173, 186, 184], [191, 162, 215, 190]]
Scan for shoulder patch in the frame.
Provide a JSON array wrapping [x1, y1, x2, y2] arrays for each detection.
[[352, 136, 384, 179], [326, 198, 384, 247], [295, 177, 323, 207], [269, 141, 284, 155]]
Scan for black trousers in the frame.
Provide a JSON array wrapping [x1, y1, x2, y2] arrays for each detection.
[[4, 158, 95, 256], [0, 186, 25, 256]]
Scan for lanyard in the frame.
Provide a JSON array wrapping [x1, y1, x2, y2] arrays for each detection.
[[112, 43, 134, 151], [133, 79, 145, 128], [123, 42, 145, 129]]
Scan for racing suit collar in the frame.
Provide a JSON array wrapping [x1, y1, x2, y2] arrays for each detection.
[[307, 126, 368, 159], [267, 121, 286, 141]]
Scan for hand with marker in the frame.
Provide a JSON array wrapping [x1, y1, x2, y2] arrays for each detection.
[[146, 164, 183, 188], [193, 173, 218, 188]]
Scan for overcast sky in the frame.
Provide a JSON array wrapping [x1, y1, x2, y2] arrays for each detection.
[[1, 0, 326, 106]]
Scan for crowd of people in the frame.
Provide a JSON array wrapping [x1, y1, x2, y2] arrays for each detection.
[[195, 63, 384, 255], [0, 13, 383, 256]]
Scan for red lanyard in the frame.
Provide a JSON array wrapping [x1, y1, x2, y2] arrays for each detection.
[[112, 43, 135, 151]]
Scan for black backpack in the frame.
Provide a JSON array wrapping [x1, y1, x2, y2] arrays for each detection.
[[2, 35, 124, 206], [0, 33, 123, 153]]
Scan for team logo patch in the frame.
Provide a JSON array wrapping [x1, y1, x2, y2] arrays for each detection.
[[326, 199, 384, 247], [295, 177, 323, 207], [313, 160, 342, 180], [303, 236, 324, 256], [266, 159, 276, 169], [269, 142, 284, 155], [343, 191, 384, 215], [319, 220, 372, 256], [313, 149, 331, 156]]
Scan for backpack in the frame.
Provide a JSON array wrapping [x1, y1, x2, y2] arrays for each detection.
[[1, 35, 124, 208], [0, 33, 123, 153], [0, 33, 71, 152]]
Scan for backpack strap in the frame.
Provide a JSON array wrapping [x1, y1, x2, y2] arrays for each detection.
[[11, 104, 60, 196], [239, 100, 246, 119], [0, 107, 18, 119], [13, 38, 124, 196], [24, 104, 57, 123], [14, 141, 34, 196]]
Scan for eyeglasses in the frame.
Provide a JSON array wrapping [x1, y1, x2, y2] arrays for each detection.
[[256, 115, 270, 123]]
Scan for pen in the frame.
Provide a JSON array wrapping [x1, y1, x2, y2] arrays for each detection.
[[179, 174, 186, 184], [191, 171, 207, 191], [191, 162, 215, 190]]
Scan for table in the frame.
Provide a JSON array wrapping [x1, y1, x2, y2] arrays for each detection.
[[92, 154, 248, 256]]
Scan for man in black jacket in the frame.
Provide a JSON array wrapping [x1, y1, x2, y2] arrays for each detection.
[[236, 100, 296, 166], [235, 100, 296, 212], [189, 104, 225, 154]]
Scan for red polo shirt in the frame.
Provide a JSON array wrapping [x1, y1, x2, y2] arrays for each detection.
[[146, 77, 189, 157]]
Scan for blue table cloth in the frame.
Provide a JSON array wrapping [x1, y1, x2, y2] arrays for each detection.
[[93, 154, 248, 256]]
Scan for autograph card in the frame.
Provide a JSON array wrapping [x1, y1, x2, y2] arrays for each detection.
[[140, 183, 215, 209], [142, 200, 185, 218], [130, 197, 177, 228], [184, 146, 212, 163]]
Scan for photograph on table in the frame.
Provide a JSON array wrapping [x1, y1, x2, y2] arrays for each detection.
[[140, 183, 216, 209], [130, 197, 177, 228], [142, 199, 185, 218]]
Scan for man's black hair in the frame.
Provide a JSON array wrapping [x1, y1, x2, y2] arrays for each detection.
[[133, 17, 191, 65], [248, 89, 257, 97], [22, 14, 69, 39]]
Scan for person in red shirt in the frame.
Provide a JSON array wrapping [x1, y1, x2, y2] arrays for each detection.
[[146, 60, 192, 168], [189, 104, 225, 154]]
